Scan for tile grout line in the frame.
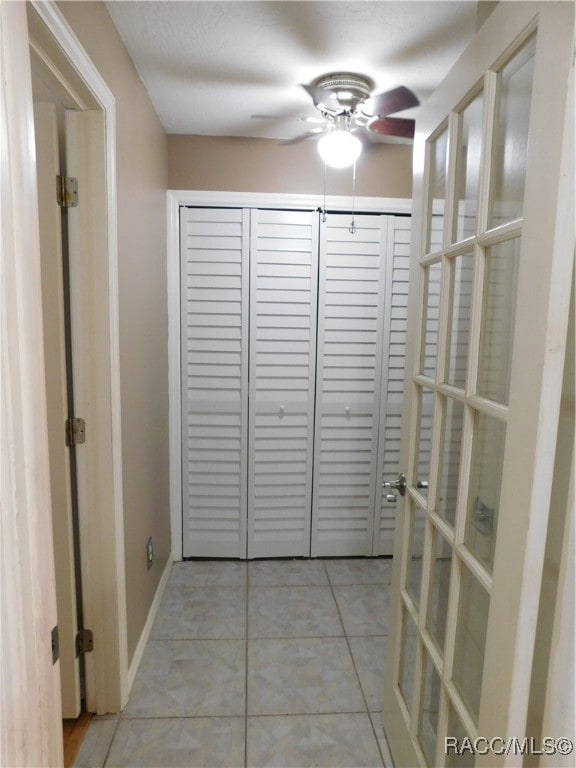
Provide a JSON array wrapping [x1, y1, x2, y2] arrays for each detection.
[[325, 562, 388, 768], [101, 700, 124, 767]]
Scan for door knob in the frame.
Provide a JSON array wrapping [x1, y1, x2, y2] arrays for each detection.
[[385, 493, 397, 503], [383, 472, 407, 497]]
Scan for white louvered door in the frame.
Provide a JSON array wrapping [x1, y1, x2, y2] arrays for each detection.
[[181, 207, 249, 558], [311, 213, 389, 556], [248, 209, 319, 558], [374, 215, 413, 554], [181, 203, 410, 559]]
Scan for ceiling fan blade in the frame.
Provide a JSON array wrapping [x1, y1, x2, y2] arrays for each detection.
[[362, 86, 419, 117], [280, 128, 324, 146], [367, 116, 416, 140]]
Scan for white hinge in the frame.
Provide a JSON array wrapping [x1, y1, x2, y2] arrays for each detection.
[[56, 175, 78, 208], [75, 628, 94, 656], [65, 417, 86, 447]]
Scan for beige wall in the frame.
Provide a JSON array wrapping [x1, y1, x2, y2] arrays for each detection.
[[168, 134, 413, 198], [57, 1, 171, 662]]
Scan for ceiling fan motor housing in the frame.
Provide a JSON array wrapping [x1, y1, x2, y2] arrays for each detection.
[[312, 72, 375, 114], [296, 72, 417, 144]]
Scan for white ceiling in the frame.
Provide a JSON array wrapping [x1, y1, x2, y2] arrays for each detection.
[[105, 1, 479, 141]]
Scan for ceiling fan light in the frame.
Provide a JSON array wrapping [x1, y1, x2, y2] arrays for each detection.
[[318, 130, 362, 168]]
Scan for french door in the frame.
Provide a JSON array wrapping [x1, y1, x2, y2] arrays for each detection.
[[383, 3, 574, 766]]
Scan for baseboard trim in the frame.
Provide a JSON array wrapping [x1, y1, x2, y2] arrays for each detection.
[[126, 555, 173, 695]]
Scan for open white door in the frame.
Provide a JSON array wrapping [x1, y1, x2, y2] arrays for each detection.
[[383, 3, 574, 766], [34, 102, 82, 718]]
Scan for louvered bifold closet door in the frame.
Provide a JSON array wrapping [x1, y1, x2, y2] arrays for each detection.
[[373, 216, 412, 554], [248, 209, 319, 558], [180, 207, 249, 558], [311, 213, 388, 556]]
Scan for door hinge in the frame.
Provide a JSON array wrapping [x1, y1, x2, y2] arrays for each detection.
[[65, 417, 86, 447], [51, 625, 60, 665], [56, 175, 78, 208], [76, 628, 94, 656]]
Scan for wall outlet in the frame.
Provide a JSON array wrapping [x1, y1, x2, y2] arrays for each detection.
[[146, 536, 154, 570]]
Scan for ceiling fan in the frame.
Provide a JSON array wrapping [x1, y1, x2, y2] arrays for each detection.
[[285, 72, 419, 167]]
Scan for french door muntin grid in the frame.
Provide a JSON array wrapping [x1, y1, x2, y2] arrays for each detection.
[[393, 27, 535, 766]]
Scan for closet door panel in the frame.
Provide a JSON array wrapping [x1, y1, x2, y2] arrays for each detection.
[[374, 215, 412, 555], [311, 214, 388, 556], [248, 209, 318, 558], [181, 207, 249, 558]]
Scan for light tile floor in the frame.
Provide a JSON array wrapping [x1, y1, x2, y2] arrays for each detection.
[[74, 558, 395, 768]]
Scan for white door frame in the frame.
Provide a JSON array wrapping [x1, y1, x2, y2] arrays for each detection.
[[167, 189, 411, 560], [28, 1, 128, 715]]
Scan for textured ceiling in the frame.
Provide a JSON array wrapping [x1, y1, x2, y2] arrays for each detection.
[[106, 1, 479, 140]]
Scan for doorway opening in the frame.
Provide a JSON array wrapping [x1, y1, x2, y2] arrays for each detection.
[[27, 0, 128, 718]]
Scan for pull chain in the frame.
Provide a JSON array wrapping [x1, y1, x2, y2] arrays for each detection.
[[349, 161, 357, 234], [321, 160, 327, 223]]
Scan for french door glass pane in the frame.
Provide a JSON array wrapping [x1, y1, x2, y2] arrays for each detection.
[[414, 387, 435, 498], [406, 500, 427, 607], [420, 262, 442, 378], [436, 397, 464, 526], [399, 606, 418, 711], [465, 412, 506, 571], [453, 90, 484, 243], [426, 129, 448, 252], [445, 253, 474, 388], [418, 654, 442, 766], [426, 528, 453, 653], [446, 704, 475, 768], [489, 36, 536, 227], [452, 565, 490, 723], [477, 238, 519, 404]]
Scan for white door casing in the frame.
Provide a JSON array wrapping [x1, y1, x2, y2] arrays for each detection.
[[384, 3, 574, 766], [169, 192, 412, 561]]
